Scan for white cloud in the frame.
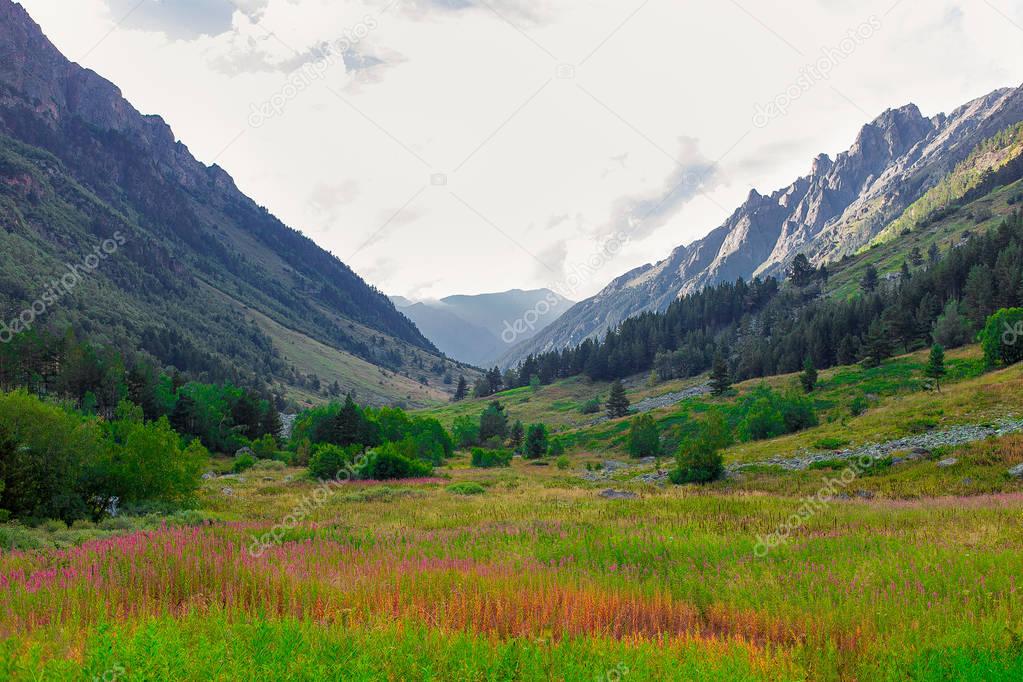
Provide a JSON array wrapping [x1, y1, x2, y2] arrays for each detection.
[[17, 0, 1023, 301]]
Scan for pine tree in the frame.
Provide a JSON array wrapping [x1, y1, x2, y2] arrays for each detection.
[[787, 253, 815, 288], [924, 344, 946, 392], [509, 420, 525, 451], [709, 354, 731, 396], [524, 423, 549, 459], [332, 394, 363, 447], [799, 356, 818, 393], [479, 401, 509, 442], [862, 320, 892, 368], [861, 265, 879, 293], [606, 380, 630, 419], [452, 376, 467, 402]]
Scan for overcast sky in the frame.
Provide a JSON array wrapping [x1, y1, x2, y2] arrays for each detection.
[[18, 0, 1023, 300]]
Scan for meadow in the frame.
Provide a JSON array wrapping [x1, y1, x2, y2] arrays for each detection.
[[3, 344, 1023, 680]]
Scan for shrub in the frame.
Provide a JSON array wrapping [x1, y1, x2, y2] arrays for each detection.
[[0, 391, 104, 522], [308, 444, 358, 480], [470, 448, 513, 468], [251, 434, 278, 460], [452, 415, 480, 448], [671, 412, 730, 484], [579, 397, 601, 415], [233, 453, 256, 474], [849, 395, 870, 417], [548, 438, 565, 457], [980, 308, 1023, 367], [736, 386, 817, 442], [524, 424, 549, 459], [357, 444, 432, 480], [555, 455, 570, 470], [627, 414, 661, 458], [447, 482, 485, 496], [814, 437, 851, 451], [97, 417, 208, 508]]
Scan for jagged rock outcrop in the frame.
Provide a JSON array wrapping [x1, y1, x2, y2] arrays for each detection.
[[500, 83, 1023, 368]]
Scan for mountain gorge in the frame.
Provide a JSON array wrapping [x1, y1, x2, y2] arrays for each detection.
[[501, 83, 1023, 367], [391, 289, 573, 367], [0, 0, 476, 406]]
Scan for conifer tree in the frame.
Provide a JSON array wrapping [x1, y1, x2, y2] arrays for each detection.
[[799, 357, 818, 393], [606, 380, 630, 419], [924, 344, 946, 392], [709, 354, 731, 396]]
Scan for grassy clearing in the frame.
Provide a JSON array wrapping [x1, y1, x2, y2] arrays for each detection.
[[3, 461, 1023, 680]]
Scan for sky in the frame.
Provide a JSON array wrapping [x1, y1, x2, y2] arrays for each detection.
[[17, 0, 1023, 301]]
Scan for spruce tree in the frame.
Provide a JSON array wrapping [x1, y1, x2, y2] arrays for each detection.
[[709, 354, 731, 396], [799, 357, 818, 393], [332, 394, 363, 447], [861, 265, 878, 293], [924, 344, 946, 392], [509, 420, 525, 451], [606, 380, 630, 419], [452, 376, 467, 402]]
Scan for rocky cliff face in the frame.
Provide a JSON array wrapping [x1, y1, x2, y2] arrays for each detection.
[[500, 83, 1023, 367]]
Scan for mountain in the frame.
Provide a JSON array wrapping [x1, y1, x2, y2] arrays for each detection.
[[391, 289, 573, 367], [0, 0, 477, 407], [500, 83, 1023, 368]]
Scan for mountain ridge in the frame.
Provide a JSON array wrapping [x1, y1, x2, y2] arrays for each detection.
[[499, 82, 1023, 368], [0, 0, 477, 406]]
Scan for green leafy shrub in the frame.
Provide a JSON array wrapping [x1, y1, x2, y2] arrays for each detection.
[[232, 454, 256, 474], [470, 448, 513, 468], [447, 482, 485, 496], [849, 395, 870, 417], [627, 414, 661, 458], [671, 412, 730, 484], [579, 397, 601, 415], [813, 437, 851, 450], [548, 438, 565, 457], [308, 444, 358, 480], [980, 308, 1023, 367], [555, 455, 570, 470], [357, 444, 432, 480], [736, 386, 817, 442], [251, 434, 278, 460]]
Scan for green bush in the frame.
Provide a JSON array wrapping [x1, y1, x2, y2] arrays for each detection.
[[357, 444, 432, 480], [0, 390, 104, 522], [579, 398, 601, 415], [447, 482, 485, 496], [452, 415, 480, 448], [232, 454, 256, 474], [555, 455, 570, 470], [671, 412, 730, 484], [627, 414, 661, 458], [548, 438, 565, 457], [308, 444, 358, 480], [849, 395, 870, 417], [736, 386, 817, 442], [980, 308, 1023, 367], [251, 434, 278, 460], [470, 448, 513, 468]]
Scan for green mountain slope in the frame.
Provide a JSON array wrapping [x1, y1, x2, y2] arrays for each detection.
[[0, 1, 476, 406]]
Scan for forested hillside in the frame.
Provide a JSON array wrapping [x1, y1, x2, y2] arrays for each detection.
[[0, 0, 474, 406]]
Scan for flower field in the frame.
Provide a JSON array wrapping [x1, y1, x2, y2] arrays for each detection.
[[2, 467, 1023, 680]]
